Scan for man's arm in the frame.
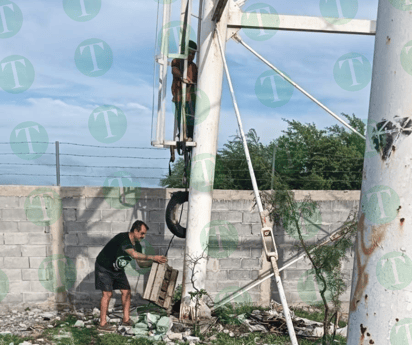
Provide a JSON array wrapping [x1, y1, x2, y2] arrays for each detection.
[[171, 59, 182, 78], [124, 248, 167, 264]]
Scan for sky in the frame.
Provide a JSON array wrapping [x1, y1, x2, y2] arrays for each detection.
[[0, 0, 379, 188]]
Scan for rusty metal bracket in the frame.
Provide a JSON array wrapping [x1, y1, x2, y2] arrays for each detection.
[[261, 227, 278, 260]]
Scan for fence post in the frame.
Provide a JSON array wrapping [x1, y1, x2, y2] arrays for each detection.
[[55, 141, 60, 186]]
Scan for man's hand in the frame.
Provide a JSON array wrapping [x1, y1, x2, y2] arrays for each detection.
[[182, 77, 194, 85], [153, 255, 168, 264]]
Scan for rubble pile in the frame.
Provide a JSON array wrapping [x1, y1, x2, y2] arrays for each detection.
[[0, 302, 348, 344]]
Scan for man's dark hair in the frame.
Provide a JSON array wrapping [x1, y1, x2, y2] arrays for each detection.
[[130, 220, 149, 233]]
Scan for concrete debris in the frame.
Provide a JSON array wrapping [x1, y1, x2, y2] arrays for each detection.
[[0, 303, 347, 342], [241, 318, 268, 333], [73, 320, 84, 328], [167, 332, 183, 340], [183, 335, 200, 343], [336, 325, 347, 337]]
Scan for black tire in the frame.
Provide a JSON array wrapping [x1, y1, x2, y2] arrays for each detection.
[[165, 191, 189, 238]]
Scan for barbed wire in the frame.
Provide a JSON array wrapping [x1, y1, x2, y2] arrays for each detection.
[[0, 142, 54, 144], [0, 172, 362, 183], [0, 173, 57, 177], [0, 153, 55, 156], [0, 162, 363, 174], [59, 153, 169, 159], [59, 142, 159, 150]]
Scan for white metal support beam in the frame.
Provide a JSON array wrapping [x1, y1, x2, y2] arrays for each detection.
[[228, 10, 376, 35], [347, 0, 412, 341], [212, 0, 229, 22], [180, 0, 230, 321], [216, 29, 298, 345]]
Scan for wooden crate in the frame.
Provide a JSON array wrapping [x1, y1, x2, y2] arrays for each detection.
[[143, 262, 179, 310]]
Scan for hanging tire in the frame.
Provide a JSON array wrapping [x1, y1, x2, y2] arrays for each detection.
[[165, 191, 189, 238]]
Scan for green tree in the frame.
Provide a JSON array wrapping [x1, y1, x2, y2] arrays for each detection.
[[160, 114, 365, 191], [273, 114, 365, 190]]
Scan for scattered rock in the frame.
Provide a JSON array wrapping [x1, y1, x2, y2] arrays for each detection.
[[337, 325, 347, 337], [215, 324, 224, 332], [183, 335, 200, 343], [73, 320, 84, 328], [229, 332, 234, 337], [168, 332, 183, 340], [41, 313, 55, 320], [223, 329, 229, 334], [209, 335, 217, 341]]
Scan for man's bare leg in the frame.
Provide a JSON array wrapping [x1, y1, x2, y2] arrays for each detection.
[[121, 289, 131, 322], [100, 291, 112, 326]]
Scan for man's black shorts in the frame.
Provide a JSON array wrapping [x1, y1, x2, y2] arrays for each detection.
[[95, 261, 131, 291]]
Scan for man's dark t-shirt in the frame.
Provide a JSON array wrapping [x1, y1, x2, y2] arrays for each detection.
[[96, 232, 142, 272]]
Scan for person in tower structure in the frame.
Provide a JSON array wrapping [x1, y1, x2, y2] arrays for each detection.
[[94, 220, 167, 332], [171, 40, 198, 141]]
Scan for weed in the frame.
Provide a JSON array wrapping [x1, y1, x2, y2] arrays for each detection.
[[173, 284, 182, 303], [0, 334, 33, 345]]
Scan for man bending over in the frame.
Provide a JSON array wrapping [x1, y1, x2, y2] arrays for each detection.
[[95, 220, 167, 332]]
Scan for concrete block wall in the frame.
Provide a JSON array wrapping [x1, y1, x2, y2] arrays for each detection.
[[0, 186, 360, 313]]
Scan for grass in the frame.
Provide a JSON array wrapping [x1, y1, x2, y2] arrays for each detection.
[[0, 304, 347, 345], [0, 333, 34, 345], [207, 332, 347, 345]]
